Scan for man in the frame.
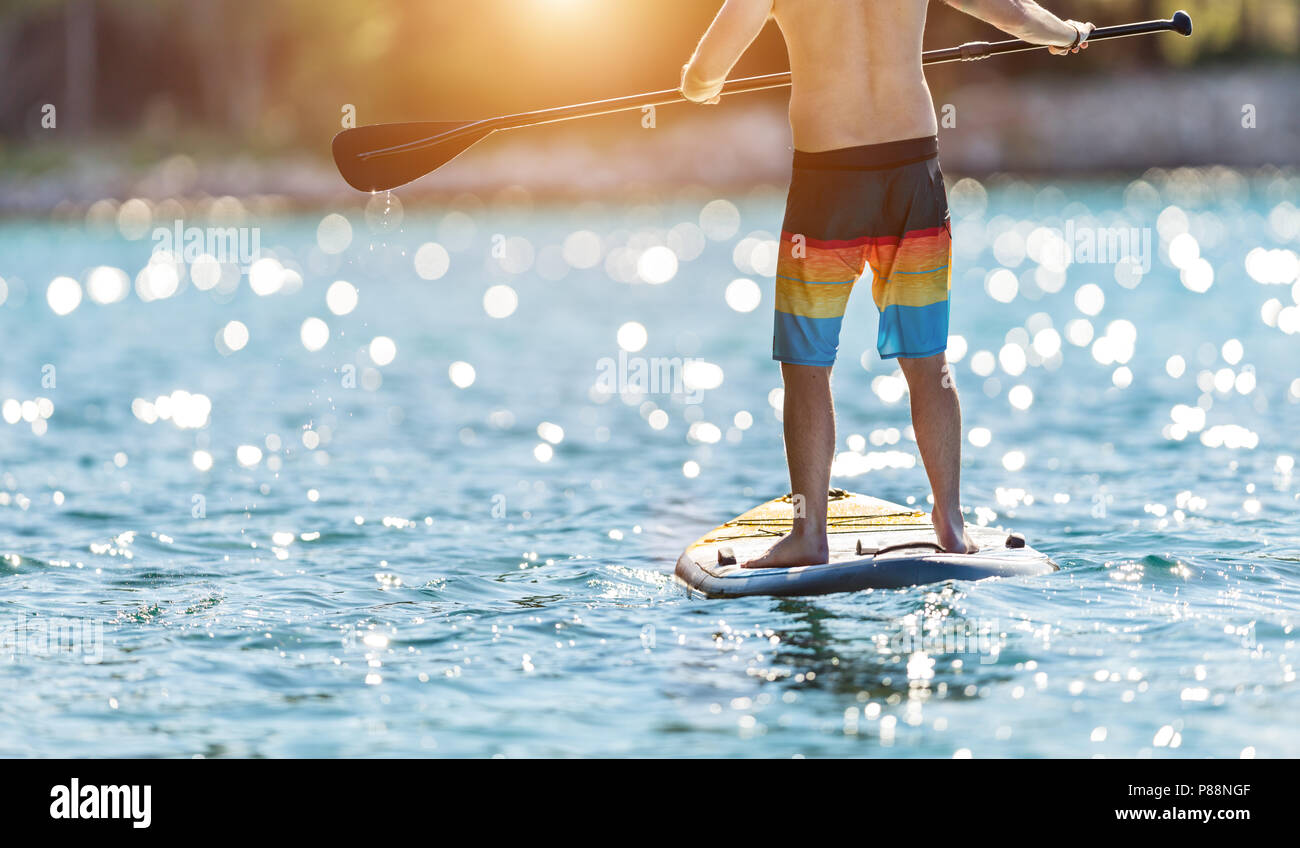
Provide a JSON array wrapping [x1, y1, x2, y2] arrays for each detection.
[[680, 0, 1092, 567]]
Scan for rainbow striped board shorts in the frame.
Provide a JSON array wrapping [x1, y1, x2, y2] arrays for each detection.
[[773, 135, 951, 365]]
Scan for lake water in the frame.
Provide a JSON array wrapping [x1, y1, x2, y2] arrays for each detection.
[[1, 168, 1298, 757]]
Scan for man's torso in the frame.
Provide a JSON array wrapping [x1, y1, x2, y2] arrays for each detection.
[[771, 0, 938, 151]]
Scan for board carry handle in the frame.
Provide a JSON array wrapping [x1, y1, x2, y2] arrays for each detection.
[[857, 539, 947, 557]]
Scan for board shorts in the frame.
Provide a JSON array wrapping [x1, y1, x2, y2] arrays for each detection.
[[772, 135, 952, 365]]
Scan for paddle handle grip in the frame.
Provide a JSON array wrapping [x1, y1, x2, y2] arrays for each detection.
[[922, 10, 1193, 65]]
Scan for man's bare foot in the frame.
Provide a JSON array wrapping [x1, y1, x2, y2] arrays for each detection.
[[740, 530, 830, 569], [933, 511, 979, 554]]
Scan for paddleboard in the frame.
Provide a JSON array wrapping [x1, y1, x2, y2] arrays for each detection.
[[675, 489, 1056, 598]]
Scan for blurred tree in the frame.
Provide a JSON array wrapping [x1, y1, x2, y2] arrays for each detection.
[[64, 0, 95, 133], [0, 0, 65, 133]]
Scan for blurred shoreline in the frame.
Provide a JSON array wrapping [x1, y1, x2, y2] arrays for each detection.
[[1, 68, 1296, 219]]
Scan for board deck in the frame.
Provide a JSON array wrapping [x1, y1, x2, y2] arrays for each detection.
[[675, 490, 1056, 598]]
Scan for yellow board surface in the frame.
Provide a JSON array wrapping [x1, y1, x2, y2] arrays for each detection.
[[686, 489, 930, 554]]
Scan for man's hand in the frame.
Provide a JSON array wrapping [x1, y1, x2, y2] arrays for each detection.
[[1048, 20, 1095, 55], [680, 64, 722, 105]]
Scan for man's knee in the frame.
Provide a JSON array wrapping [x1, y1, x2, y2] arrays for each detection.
[[898, 352, 954, 390], [781, 362, 833, 385], [898, 351, 945, 376]]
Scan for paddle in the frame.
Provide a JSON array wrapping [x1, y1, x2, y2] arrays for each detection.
[[333, 10, 1192, 192]]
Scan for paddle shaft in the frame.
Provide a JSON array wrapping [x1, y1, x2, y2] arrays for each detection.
[[499, 14, 1189, 128], [359, 12, 1190, 162]]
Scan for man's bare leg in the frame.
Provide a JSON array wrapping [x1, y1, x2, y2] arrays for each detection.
[[741, 363, 833, 568], [898, 352, 977, 553]]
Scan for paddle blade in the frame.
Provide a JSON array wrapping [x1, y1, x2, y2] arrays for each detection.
[[331, 121, 493, 192]]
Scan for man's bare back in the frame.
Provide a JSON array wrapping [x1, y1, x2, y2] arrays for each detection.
[[773, 0, 936, 151]]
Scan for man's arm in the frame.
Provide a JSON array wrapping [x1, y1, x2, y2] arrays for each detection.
[[681, 0, 775, 104], [941, 0, 1093, 52]]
